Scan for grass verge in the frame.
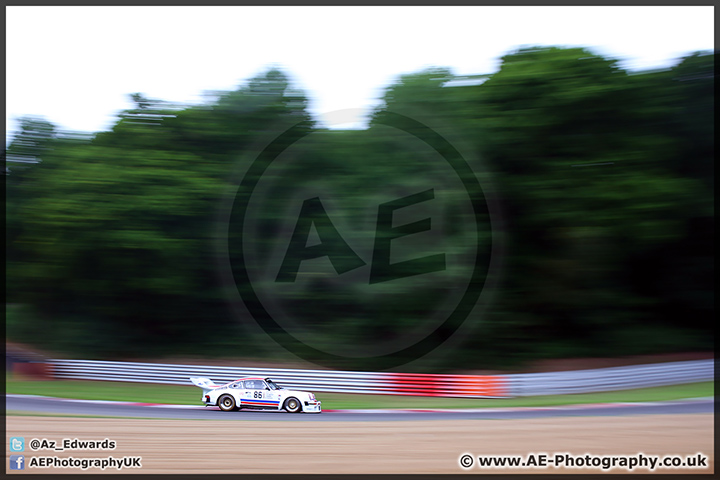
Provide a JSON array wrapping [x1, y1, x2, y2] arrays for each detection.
[[6, 375, 713, 410]]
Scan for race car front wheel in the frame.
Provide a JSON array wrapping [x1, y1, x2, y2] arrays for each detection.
[[218, 394, 237, 412], [284, 397, 302, 413]]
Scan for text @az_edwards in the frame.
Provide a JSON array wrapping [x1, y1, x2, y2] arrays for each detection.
[[29, 438, 116, 452]]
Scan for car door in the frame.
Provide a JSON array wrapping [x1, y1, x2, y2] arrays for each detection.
[[242, 379, 279, 409], [238, 380, 256, 408], [260, 380, 280, 409]]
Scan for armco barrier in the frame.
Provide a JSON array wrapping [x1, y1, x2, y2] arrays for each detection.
[[48, 360, 510, 398], [48, 358, 713, 398], [507, 359, 714, 397], [387, 373, 507, 397]]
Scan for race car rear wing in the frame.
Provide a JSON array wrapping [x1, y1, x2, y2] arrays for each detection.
[[190, 377, 220, 395]]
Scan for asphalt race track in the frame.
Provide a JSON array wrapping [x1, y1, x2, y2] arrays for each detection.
[[6, 394, 713, 421], [7, 395, 714, 474]]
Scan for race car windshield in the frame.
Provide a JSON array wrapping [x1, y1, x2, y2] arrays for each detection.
[[266, 380, 282, 390]]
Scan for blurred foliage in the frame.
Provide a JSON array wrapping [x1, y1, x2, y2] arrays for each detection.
[[5, 49, 714, 369]]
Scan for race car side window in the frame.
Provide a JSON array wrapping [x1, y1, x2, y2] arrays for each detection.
[[243, 380, 261, 389]]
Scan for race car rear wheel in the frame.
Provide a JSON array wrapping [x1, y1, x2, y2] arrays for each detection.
[[218, 394, 236, 412], [284, 397, 302, 413]]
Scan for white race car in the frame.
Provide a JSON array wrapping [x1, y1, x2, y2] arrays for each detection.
[[190, 376, 321, 413]]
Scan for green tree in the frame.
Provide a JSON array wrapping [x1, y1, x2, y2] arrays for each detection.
[[7, 54, 712, 369], [8, 68, 314, 357], [456, 47, 711, 362]]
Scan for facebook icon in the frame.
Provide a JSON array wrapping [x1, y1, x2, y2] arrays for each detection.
[[10, 455, 25, 470]]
